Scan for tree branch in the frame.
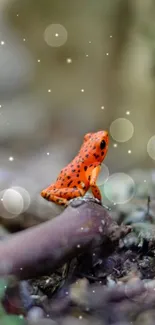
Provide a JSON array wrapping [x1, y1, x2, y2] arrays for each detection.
[[0, 199, 131, 280]]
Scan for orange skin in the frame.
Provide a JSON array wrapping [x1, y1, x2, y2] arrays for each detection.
[[41, 130, 109, 206]]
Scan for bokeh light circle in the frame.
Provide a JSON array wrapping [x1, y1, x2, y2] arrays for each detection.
[[110, 118, 134, 142], [0, 186, 31, 218], [12, 186, 31, 212], [103, 173, 135, 204], [97, 164, 109, 186], [2, 189, 23, 215], [44, 24, 68, 47], [147, 135, 155, 160]]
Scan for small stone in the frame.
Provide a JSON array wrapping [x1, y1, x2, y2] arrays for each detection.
[[27, 306, 45, 320]]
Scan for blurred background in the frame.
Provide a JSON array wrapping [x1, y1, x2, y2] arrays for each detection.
[[0, 0, 155, 227]]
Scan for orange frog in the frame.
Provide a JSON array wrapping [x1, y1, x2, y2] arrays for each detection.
[[41, 130, 109, 206]]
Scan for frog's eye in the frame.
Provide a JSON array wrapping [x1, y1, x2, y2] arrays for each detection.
[[100, 140, 106, 150]]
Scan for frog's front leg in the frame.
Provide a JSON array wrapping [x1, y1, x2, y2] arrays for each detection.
[[41, 187, 85, 206], [89, 166, 102, 201]]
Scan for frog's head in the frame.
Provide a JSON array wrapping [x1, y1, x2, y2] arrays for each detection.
[[83, 130, 109, 163]]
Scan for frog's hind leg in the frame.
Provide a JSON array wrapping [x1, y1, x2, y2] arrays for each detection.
[[41, 187, 85, 206], [41, 190, 67, 206]]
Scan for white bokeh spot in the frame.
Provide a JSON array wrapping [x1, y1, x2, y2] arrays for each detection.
[[97, 164, 109, 186], [66, 58, 72, 64], [2, 189, 23, 215], [110, 118, 134, 142], [9, 156, 14, 161], [12, 186, 31, 213], [104, 173, 135, 204], [147, 135, 155, 160], [0, 186, 31, 218], [44, 24, 68, 47]]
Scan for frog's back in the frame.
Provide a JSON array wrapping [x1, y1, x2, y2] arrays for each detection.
[[53, 130, 109, 190], [54, 156, 89, 190]]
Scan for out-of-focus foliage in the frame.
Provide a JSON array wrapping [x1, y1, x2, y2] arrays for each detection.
[[0, 315, 25, 325], [0, 278, 25, 325]]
